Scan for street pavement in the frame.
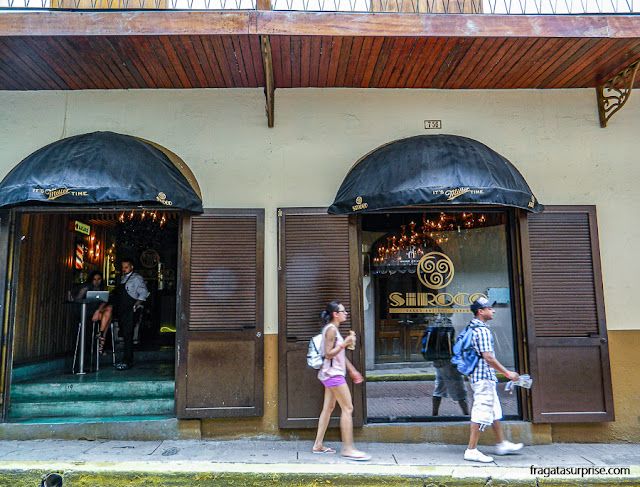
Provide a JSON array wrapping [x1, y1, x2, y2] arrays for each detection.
[[0, 439, 638, 486]]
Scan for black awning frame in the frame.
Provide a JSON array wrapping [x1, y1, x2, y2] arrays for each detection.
[[0, 131, 203, 213], [328, 134, 544, 215]]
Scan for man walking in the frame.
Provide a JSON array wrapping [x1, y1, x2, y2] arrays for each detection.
[[464, 297, 523, 463]]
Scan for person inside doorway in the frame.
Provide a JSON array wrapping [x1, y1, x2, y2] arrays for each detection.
[[74, 271, 113, 356], [423, 315, 470, 417], [432, 358, 470, 416], [464, 297, 523, 463], [112, 258, 149, 371]]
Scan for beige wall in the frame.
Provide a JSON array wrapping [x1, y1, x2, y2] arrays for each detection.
[[1, 88, 638, 335]]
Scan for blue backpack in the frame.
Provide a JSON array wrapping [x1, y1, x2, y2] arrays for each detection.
[[420, 325, 455, 361], [450, 323, 481, 376]]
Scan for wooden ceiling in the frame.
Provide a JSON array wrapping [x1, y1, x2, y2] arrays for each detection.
[[7, 34, 638, 90], [1, 11, 639, 91]]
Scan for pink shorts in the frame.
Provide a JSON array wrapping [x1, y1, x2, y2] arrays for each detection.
[[322, 375, 347, 388]]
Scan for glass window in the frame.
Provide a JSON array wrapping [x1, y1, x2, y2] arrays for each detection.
[[362, 211, 519, 422]]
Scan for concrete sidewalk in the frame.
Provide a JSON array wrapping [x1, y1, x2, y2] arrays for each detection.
[[0, 439, 638, 486]]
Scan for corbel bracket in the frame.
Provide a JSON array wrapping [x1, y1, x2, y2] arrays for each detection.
[[260, 35, 275, 128], [597, 59, 639, 128]]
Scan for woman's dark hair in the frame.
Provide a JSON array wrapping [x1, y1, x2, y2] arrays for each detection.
[[321, 301, 342, 325], [87, 271, 104, 289], [89, 271, 102, 280]]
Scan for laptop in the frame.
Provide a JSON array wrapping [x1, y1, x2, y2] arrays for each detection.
[[86, 290, 109, 303]]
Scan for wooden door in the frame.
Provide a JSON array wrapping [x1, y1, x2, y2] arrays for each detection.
[[0, 210, 12, 421], [277, 208, 363, 428], [375, 319, 403, 362], [374, 274, 426, 363], [176, 209, 264, 418], [520, 206, 614, 422]]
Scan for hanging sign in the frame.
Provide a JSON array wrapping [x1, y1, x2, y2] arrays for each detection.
[[74, 221, 90, 235]]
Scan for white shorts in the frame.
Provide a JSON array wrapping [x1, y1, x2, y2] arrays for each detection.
[[470, 379, 502, 427]]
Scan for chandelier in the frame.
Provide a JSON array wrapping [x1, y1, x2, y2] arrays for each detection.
[[116, 210, 168, 252], [371, 212, 488, 273], [118, 210, 166, 226]]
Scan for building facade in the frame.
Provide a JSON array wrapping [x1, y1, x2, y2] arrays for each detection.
[[0, 7, 639, 443]]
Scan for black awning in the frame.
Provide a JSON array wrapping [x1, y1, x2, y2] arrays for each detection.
[[0, 131, 203, 212], [328, 135, 543, 215]]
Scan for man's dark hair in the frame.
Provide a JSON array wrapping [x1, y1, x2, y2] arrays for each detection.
[[121, 258, 135, 268]]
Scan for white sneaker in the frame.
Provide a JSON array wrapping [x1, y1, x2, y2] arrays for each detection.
[[464, 448, 494, 463], [495, 440, 524, 455]]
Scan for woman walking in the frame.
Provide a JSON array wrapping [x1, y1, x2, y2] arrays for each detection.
[[312, 301, 371, 461]]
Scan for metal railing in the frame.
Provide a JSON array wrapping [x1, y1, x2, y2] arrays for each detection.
[[0, 0, 637, 14]]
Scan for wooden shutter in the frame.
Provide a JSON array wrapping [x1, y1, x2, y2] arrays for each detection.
[[176, 209, 264, 418], [277, 208, 363, 428], [520, 206, 614, 422]]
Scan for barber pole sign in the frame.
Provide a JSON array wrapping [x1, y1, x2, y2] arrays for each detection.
[[75, 244, 84, 269]]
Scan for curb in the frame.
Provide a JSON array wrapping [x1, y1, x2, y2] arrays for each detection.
[[2, 462, 638, 487]]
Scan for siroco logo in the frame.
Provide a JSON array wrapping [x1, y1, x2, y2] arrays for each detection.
[[351, 196, 368, 211], [389, 250, 487, 313], [156, 192, 173, 206], [417, 252, 455, 289]]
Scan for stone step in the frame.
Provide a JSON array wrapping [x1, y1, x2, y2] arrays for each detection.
[[0, 417, 194, 440], [6, 414, 175, 425], [11, 380, 174, 401], [9, 397, 175, 420]]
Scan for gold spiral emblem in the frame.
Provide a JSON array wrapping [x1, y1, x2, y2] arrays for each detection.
[[355, 196, 363, 205], [417, 252, 455, 290]]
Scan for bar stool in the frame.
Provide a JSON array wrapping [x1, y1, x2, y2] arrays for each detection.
[[70, 299, 90, 374], [71, 319, 84, 374], [90, 321, 117, 371]]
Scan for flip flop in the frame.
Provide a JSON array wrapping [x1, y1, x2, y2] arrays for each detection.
[[312, 447, 336, 454], [342, 452, 371, 461]]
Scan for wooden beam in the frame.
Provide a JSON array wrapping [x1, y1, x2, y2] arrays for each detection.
[[0, 11, 251, 36], [255, 12, 617, 38], [260, 35, 275, 128], [1, 10, 640, 40]]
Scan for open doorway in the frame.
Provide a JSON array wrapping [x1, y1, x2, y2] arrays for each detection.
[[7, 208, 180, 423], [361, 210, 521, 423]]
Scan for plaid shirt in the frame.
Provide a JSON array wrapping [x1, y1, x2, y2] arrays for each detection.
[[469, 318, 498, 383]]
